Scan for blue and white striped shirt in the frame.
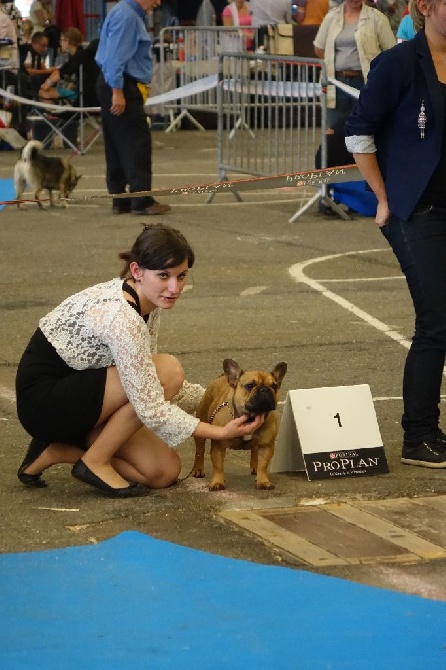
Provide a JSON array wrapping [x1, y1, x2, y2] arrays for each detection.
[[95, 0, 152, 89]]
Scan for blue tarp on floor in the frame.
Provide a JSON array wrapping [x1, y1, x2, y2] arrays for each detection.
[[0, 531, 445, 669]]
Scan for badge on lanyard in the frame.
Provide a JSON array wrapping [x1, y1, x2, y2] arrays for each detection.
[[418, 100, 427, 139]]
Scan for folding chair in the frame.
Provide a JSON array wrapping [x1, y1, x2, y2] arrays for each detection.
[[26, 65, 102, 154], [26, 105, 81, 152]]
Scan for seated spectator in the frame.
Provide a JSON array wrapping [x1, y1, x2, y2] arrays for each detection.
[[221, 0, 254, 50], [0, 0, 23, 45], [0, 9, 18, 82], [22, 31, 57, 95], [0, 7, 17, 53], [39, 29, 100, 107], [29, 0, 59, 63]]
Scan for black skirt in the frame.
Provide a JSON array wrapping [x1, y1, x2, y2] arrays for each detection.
[[16, 328, 107, 447]]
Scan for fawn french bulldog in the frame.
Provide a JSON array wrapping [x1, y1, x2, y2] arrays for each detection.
[[192, 358, 287, 490]]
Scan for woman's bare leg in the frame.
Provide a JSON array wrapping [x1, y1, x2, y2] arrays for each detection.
[[112, 426, 181, 488], [20, 354, 185, 488], [80, 354, 184, 488], [20, 443, 85, 476]]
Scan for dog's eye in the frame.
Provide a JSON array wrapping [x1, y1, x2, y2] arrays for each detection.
[[271, 383, 278, 391], [244, 383, 255, 391]]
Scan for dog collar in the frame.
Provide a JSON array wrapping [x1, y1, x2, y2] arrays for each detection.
[[209, 401, 234, 423]]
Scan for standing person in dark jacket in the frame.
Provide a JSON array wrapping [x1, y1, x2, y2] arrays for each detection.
[[95, 0, 171, 216], [345, 0, 446, 468]]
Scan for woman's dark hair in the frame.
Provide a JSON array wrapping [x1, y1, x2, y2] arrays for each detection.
[[119, 223, 195, 279]]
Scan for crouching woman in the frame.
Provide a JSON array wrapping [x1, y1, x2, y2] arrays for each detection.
[[16, 223, 263, 497]]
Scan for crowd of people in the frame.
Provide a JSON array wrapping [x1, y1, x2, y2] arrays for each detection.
[[0, 0, 419, 117]]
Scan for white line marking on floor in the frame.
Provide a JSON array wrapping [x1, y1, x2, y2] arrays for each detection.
[[241, 286, 267, 296], [320, 276, 404, 283], [374, 395, 446, 401], [289, 249, 412, 350]]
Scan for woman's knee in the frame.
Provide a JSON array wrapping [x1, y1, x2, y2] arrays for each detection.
[[150, 448, 182, 488], [152, 353, 185, 400]]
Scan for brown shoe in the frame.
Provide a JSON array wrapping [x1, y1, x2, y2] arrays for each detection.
[[112, 206, 131, 215], [132, 201, 171, 216]]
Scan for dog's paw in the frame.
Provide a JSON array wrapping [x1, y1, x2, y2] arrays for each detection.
[[256, 481, 275, 490], [209, 481, 226, 491], [192, 468, 205, 478]]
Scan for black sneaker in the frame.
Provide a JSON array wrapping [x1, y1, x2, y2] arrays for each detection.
[[402, 436, 446, 468]]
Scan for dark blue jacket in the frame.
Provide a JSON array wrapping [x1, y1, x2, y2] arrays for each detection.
[[345, 29, 444, 221]]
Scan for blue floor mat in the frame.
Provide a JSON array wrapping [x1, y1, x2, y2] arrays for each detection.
[[0, 179, 15, 210], [0, 531, 444, 669]]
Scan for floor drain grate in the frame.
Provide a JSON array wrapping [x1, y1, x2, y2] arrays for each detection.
[[220, 496, 446, 566]]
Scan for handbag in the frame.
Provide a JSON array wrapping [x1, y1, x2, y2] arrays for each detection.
[[56, 76, 78, 103], [267, 24, 294, 56]]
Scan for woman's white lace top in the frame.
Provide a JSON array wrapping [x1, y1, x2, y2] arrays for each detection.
[[39, 278, 203, 447]]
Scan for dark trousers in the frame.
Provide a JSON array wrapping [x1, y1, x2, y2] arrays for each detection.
[[96, 73, 154, 211], [381, 205, 446, 445], [328, 74, 364, 129]]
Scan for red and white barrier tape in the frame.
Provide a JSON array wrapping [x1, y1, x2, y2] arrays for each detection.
[[0, 164, 362, 207]]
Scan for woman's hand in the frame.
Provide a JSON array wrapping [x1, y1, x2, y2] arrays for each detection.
[[376, 200, 390, 227], [221, 414, 265, 439], [193, 414, 265, 441]]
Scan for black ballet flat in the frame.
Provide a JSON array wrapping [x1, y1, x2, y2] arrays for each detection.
[[17, 438, 48, 488], [71, 460, 151, 498]]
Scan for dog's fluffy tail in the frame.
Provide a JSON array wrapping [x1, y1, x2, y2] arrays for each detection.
[[21, 140, 44, 163]]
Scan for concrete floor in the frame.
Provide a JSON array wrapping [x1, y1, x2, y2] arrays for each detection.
[[1, 130, 446, 601]]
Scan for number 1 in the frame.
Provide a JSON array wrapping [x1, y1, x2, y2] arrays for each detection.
[[334, 412, 342, 428]]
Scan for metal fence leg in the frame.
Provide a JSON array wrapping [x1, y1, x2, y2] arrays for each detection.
[[320, 193, 353, 220], [288, 191, 320, 223], [164, 109, 206, 133]]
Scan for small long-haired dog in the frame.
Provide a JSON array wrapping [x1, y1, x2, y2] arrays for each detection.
[[14, 140, 81, 208]]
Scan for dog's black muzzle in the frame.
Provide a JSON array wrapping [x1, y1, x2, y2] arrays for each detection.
[[245, 386, 276, 416]]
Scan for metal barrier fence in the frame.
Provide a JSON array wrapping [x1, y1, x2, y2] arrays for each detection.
[[211, 53, 329, 222], [158, 26, 260, 132]]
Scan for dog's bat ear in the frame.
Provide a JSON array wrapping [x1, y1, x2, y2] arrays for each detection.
[[271, 362, 287, 386], [223, 358, 243, 388]]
